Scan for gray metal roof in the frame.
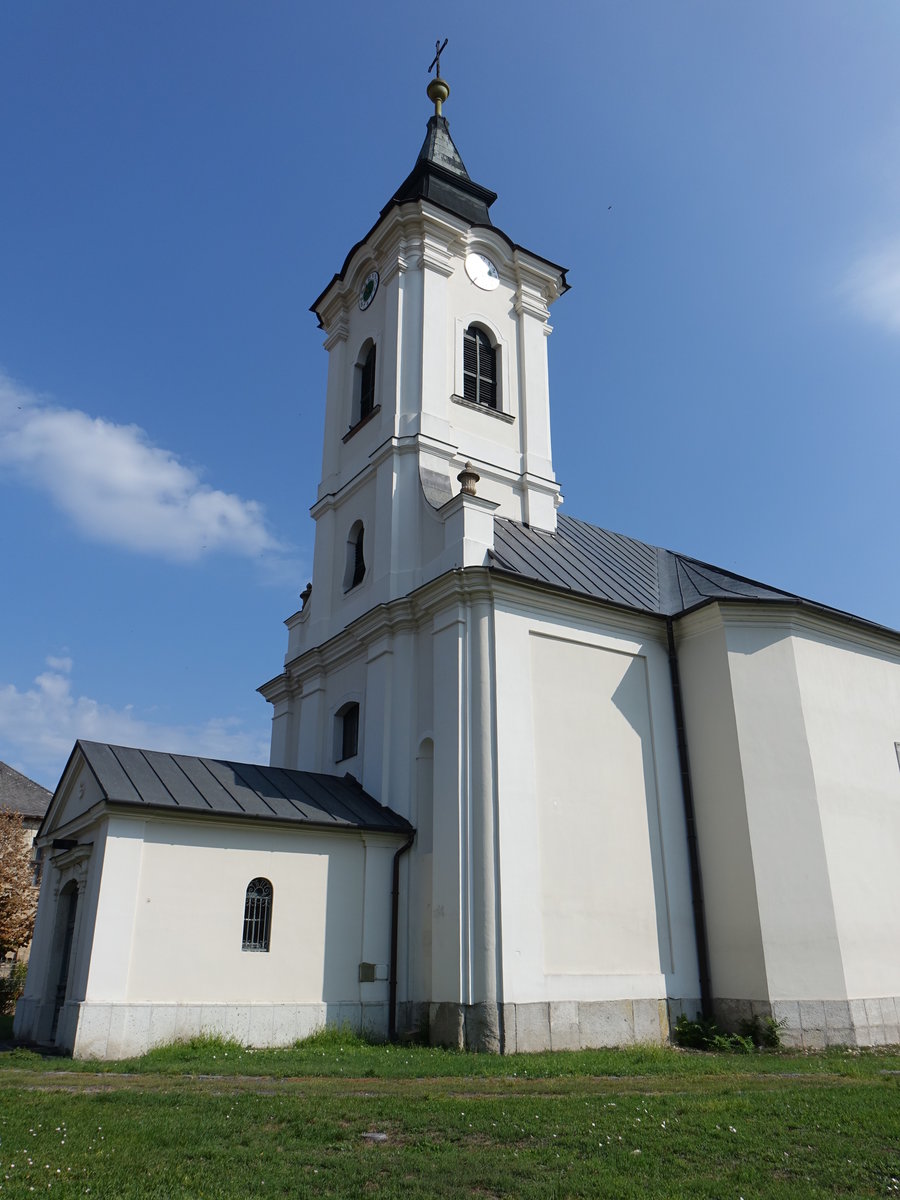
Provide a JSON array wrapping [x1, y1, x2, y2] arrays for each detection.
[[387, 114, 498, 227], [0, 761, 51, 820], [73, 742, 412, 835], [491, 513, 895, 632]]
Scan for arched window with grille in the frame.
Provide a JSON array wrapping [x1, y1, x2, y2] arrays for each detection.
[[463, 325, 497, 409], [242, 878, 273, 952]]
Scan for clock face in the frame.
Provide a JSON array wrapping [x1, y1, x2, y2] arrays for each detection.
[[465, 252, 500, 291], [358, 270, 379, 311]]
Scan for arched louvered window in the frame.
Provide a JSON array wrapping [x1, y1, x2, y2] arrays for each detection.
[[359, 343, 376, 420], [463, 326, 497, 409], [242, 878, 273, 952]]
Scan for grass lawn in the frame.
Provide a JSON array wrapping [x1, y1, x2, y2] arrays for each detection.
[[0, 1032, 897, 1198]]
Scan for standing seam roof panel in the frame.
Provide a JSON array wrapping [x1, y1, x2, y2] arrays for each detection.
[[78, 742, 144, 805], [142, 751, 212, 810], [170, 755, 250, 815], [199, 760, 280, 818]]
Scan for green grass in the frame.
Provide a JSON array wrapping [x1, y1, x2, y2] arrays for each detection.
[[0, 1032, 897, 1197]]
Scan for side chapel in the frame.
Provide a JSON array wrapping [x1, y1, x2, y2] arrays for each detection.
[[16, 70, 900, 1057]]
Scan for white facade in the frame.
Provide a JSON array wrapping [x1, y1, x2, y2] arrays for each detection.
[[678, 604, 900, 1046], [17, 93, 900, 1057], [16, 749, 403, 1057]]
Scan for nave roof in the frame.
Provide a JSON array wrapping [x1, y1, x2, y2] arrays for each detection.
[[491, 513, 897, 637]]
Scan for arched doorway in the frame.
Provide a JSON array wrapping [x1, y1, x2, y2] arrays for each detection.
[[50, 883, 78, 1042]]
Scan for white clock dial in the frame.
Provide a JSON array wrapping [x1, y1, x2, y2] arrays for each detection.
[[465, 252, 500, 291], [358, 270, 379, 310]]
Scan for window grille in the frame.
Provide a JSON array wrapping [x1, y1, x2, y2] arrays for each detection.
[[359, 344, 376, 420], [463, 326, 497, 409], [242, 877, 273, 952]]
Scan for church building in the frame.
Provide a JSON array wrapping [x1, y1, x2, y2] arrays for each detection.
[[16, 72, 900, 1058]]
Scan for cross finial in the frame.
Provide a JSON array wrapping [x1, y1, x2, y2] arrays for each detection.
[[426, 38, 450, 116], [428, 38, 448, 80]]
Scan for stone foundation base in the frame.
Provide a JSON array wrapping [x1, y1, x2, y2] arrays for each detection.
[[422, 998, 671, 1053], [14, 999, 391, 1060], [712, 996, 900, 1049]]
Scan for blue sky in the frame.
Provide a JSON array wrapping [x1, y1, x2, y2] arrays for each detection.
[[2, 2, 899, 789]]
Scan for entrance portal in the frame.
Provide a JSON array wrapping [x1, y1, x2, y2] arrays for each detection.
[[50, 883, 78, 1041]]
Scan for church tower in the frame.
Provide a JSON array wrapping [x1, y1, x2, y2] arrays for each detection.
[[293, 69, 569, 657], [261, 67, 572, 1050]]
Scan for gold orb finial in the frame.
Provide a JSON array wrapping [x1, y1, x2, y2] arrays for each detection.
[[427, 76, 450, 117]]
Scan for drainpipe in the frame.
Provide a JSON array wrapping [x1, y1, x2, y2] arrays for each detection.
[[665, 617, 713, 1019], [388, 831, 416, 1042]]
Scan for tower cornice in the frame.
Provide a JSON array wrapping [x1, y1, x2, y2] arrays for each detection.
[[311, 200, 569, 329]]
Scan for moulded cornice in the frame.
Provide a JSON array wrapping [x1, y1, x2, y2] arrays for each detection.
[[38, 800, 106, 848], [380, 251, 408, 288], [277, 565, 675, 697], [419, 247, 455, 278], [257, 673, 299, 707], [323, 321, 349, 351], [721, 600, 900, 660], [674, 598, 900, 660], [311, 435, 421, 517], [514, 288, 550, 322], [311, 195, 568, 324], [671, 603, 725, 644], [488, 574, 667, 645], [281, 568, 497, 686], [96, 801, 408, 843], [512, 249, 566, 305], [284, 607, 306, 631]]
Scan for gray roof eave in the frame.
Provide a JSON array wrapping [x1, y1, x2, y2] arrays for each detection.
[[97, 797, 413, 837]]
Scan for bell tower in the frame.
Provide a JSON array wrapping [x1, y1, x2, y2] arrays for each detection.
[[261, 69, 571, 1047], [285, 68, 569, 654]]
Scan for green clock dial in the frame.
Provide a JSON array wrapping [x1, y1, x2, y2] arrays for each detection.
[[358, 270, 379, 311]]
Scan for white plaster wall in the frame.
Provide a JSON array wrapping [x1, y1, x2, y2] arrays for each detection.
[[119, 819, 371, 1005], [493, 598, 699, 1007], [791, 627, 900, 999], [723, 619, 846, 1002], [680, 606, 900, 1009], [531, 634, 661, 976], [670, 613, 768, 1001]]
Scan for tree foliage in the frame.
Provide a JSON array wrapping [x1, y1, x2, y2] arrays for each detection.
[[0, 807, 39, 958]]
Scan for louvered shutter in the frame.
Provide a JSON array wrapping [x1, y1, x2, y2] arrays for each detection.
[[478, 332, 496, 408], [360, 345, 376, 419], [463, 328, 478, 402]]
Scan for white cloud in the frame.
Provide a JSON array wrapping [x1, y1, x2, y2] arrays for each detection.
[[0, 658, 270, 791], [842, 239, 900, 334], [0, 371, 282, 562]]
